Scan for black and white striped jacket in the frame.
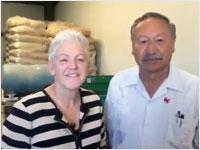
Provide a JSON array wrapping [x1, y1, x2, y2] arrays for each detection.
[[2, 88, 106, 149]]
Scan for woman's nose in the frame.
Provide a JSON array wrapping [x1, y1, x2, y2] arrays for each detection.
[[68, 60, 78, 69]]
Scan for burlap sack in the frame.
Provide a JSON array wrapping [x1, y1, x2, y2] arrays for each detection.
[[6, 16, 46, 29], [7, 25, 48, 36], [88, 37, 95, 44], [8, 56, 48, 64], [46, 21, 91, 37], [89, 44, 95, 51], [7, 42, 47, 50], [88, 65, 97, 75], [6, 33, 50, 44], [88, 51, 96, 59], [9, 49, 48, 60], [6, 46, 47, 53]]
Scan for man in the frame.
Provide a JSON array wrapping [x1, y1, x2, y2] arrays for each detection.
[[105, 12, 198, 149]]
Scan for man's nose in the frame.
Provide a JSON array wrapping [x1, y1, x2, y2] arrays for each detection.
[[147, 40, 157, 53]]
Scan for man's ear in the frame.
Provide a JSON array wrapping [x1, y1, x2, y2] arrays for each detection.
[[171, 40, 176, 53], [131, 50, 134, 56], [172, 48, 175, 53], [131, 47, 135, 56], [131, 42, 135, 56], [48, 61, 55, 76]]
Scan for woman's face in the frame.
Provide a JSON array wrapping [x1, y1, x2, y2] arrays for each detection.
[[49, 41, 89, 90]]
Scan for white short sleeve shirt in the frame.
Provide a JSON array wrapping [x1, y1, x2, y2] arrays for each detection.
[[105, 65, 199, 149]]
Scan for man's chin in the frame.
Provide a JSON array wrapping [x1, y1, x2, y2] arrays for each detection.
[[142, 65, 167, 74]]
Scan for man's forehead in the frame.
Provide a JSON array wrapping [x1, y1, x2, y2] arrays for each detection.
[[136, 18, 169, 29]]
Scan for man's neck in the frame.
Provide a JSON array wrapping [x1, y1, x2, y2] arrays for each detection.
[[139, 66, 170, 98]]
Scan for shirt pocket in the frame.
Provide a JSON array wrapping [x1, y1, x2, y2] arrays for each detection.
[[167, 112, 195, 148]]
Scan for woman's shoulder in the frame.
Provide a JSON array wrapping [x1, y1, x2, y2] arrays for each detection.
[[80, 88, 101, 102], [80, 88, 99, 96], [12, 90, 48, 110]]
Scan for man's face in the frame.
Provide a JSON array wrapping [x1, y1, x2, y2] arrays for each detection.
[[132, 18, 175, 74]]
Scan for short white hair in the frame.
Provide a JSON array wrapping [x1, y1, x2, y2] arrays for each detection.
[[48, 30, 89, 61]]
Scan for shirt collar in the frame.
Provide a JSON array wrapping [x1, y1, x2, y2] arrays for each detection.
[[124, 65, 183, 92], [123, 66, 139, 86], [165, 65, 183, 92]]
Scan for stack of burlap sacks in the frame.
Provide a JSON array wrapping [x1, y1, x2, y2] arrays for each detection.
[[5, 16, 49, 64], [5, 16, 97, 75]]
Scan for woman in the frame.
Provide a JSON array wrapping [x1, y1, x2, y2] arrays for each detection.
[[2, 30, 107, 148]]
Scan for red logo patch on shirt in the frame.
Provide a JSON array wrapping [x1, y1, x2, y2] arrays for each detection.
[[164, 97, 171, 104]]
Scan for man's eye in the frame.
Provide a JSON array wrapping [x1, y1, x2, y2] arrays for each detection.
[[156, 39, 164, 42], [140, 40, 147, 43], [139, 40, 148, 44]]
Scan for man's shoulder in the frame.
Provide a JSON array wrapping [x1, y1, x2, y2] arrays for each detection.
[[171, 67, 199, 91], [175, 67, 198, 83]]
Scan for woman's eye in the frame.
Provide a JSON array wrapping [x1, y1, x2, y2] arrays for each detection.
[[59, 59, 68, 62], [77, 58, 85, 62]]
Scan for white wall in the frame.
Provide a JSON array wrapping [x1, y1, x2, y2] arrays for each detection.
[[55, 1, 199, 75]]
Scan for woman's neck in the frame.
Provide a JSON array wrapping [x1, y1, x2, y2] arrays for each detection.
[[46, 84, 81, 107]]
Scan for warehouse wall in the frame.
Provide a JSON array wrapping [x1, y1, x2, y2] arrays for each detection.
[[55, 1, 199, 75]]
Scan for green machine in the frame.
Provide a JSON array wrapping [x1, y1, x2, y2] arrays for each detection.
[[82, 75, 113, 105]]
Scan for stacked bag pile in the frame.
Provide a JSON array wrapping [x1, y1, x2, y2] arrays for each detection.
[[46, 21, 97, 75], [5, 16, 50, 64], [4, 16, 97, 75]]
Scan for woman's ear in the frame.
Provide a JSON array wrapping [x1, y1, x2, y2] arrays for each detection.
[[48, 61, 55, 76]]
